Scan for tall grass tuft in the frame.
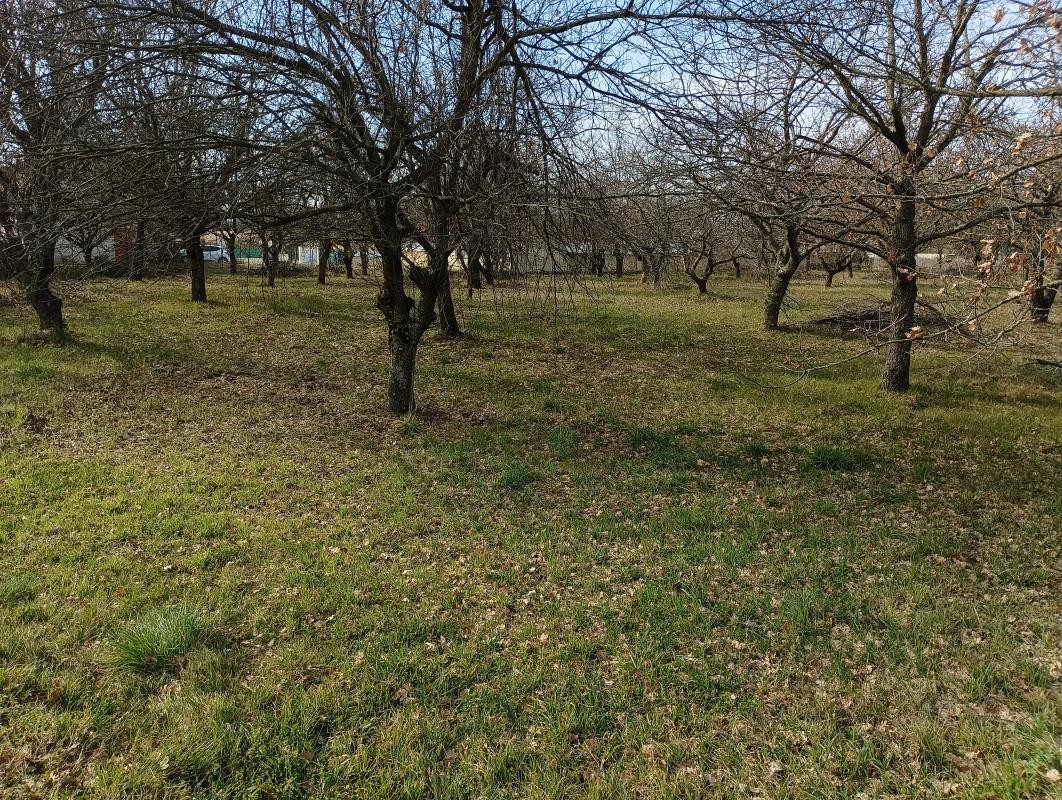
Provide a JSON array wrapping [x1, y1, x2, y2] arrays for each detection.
[[106, 603, 211, 675]]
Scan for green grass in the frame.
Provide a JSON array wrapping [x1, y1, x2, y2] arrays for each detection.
[[104, 603, 212, 675], [0, 270, 1060, 798]]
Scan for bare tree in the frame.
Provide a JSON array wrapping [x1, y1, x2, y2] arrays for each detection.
[[0, 0, 113, 336]]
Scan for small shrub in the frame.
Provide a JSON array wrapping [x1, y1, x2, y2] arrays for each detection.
[[106, 603, 211, 675]]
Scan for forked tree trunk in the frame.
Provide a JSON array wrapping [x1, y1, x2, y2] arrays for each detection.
[[317, 238, 332, 285], [188, 236, 206, 302], [377, 234, 437, 415], [881, 194, 919, 392]]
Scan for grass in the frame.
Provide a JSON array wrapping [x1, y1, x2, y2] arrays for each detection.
[[1, 269, 1060, 798], [105, 603, 212, 676]]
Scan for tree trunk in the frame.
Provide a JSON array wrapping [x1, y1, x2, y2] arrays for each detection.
[[359, 246, 369, 275], [824, 269, 838, 287], [317, 238, 332, 285], [342, 239, 354, 279], [130, 220, 147, 280], [260, 234, 275, 287], [692, 275, 708, 293], [1030, 260, 1061, 323], [733, 259, 742, 279], [388, 331, 418, 414], [376, 231, 436, 415], [880, 195, 919, 392], [81, 244, 94, 275], [467, 250, 483, 297], [764, 227, 801, 330], [614, 251, 624, 277], [188, 236, 206, 302], [225, 232, 238, 274], [436, 262, 460, 336], [27, 239, 65, 336]]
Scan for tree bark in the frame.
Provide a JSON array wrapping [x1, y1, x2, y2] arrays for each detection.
[[436, 261, 460, 336], [376, 228, 437, 414], [342, 239, 354, 279], [359, 246, 369, 275], [130, 220, 147, 281], [188, 236, 206, 302], [733, 259, 742, 279], [224, 232, 238, 274], [614, 251, 624, 277], [81, 244, 94, 275], [317, 238, 332, 285], [466, 250, 483, 297], [387, 330, 419, 414], [763, 226, 801, 330], [880, 194, 919, 392], [1030, 260, 1061, 323], [26, 239, 65, 335]]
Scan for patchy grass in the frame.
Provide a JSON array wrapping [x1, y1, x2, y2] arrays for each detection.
[[0, 270, 1060, 798]]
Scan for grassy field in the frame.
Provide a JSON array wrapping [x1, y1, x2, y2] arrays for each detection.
[[1, 269, 1060, 799]]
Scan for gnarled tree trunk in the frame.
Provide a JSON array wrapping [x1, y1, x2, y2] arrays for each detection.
[[376, 231, 438, 414], [764, 225, 801, 330]]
